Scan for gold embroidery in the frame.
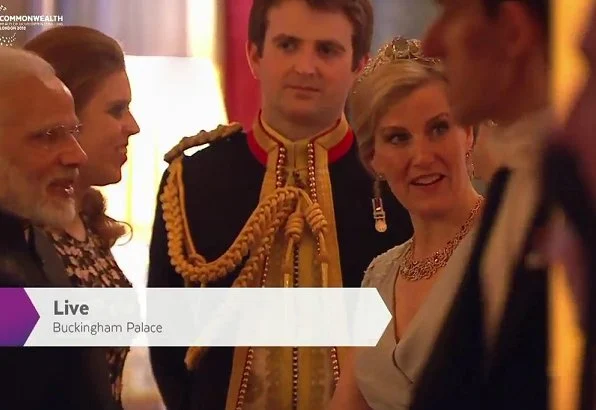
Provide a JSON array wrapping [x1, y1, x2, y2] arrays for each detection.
[[225, 117, 347, 410], [160, 118, 350, 409]]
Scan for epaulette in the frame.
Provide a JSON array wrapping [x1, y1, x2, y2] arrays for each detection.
[[163, 122, 243, 164]]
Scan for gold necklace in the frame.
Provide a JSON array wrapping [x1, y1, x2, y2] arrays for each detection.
[[398, 197, 484, 281]]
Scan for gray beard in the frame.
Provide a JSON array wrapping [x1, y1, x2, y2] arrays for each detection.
[[0, 156, 76, 228]]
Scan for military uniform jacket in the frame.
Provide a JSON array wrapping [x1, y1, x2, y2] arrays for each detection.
[[148, 116, 412, 410]]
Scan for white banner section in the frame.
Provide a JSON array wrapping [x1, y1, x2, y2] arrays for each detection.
[[22, 288, 391, 347]]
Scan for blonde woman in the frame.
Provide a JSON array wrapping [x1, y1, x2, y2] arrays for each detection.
[[328, 37, 484, 410]]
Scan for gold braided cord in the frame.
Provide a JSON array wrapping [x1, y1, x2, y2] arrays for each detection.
[[160, 150, 332, 370], [163, 122, 243, 164], [162, 158, 332, 287], [179, 189, 330, 368]]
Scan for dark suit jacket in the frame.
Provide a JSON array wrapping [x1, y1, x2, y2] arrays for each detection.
[[0, 210, 116, 410], [410, 168, 549, 410]]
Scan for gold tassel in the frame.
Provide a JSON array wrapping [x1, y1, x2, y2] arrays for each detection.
[[321, 263, 329, 288], [185, 346, 205, 370], [318, 233, 330, 287], [283, 239, 294, 288]]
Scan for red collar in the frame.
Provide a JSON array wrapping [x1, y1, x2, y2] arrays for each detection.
[[246, 123, 354, 166]]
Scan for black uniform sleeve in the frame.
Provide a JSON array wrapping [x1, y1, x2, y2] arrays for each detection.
[[147, 169, 191, 410]]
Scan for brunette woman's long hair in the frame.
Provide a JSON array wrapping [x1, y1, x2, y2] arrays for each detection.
[[24, 26, 130, 248]]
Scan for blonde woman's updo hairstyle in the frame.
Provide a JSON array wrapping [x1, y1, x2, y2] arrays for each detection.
[[348, 37, 445, 174]]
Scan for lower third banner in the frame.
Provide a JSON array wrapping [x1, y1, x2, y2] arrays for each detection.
[[0, 288, 391, 347]]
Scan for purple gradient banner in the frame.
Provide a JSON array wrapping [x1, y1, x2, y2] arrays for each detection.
[[0, 288, 40, 346]]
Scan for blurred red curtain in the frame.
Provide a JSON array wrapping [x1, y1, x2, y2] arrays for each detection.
[[223, 0, 261, 129]]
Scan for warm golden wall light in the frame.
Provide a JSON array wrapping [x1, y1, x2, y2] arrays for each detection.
[[551, 3, 593, 410], [552, 0, 594, 122], [101, 0, 228, 289], [187, 0, 217, 59]]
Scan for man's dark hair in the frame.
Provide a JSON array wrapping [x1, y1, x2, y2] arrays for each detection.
[[483, 0, 548, 35], [248, 0, 374, 70]]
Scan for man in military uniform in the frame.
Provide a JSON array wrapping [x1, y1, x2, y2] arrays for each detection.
[[147, 1, 412, 409]]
